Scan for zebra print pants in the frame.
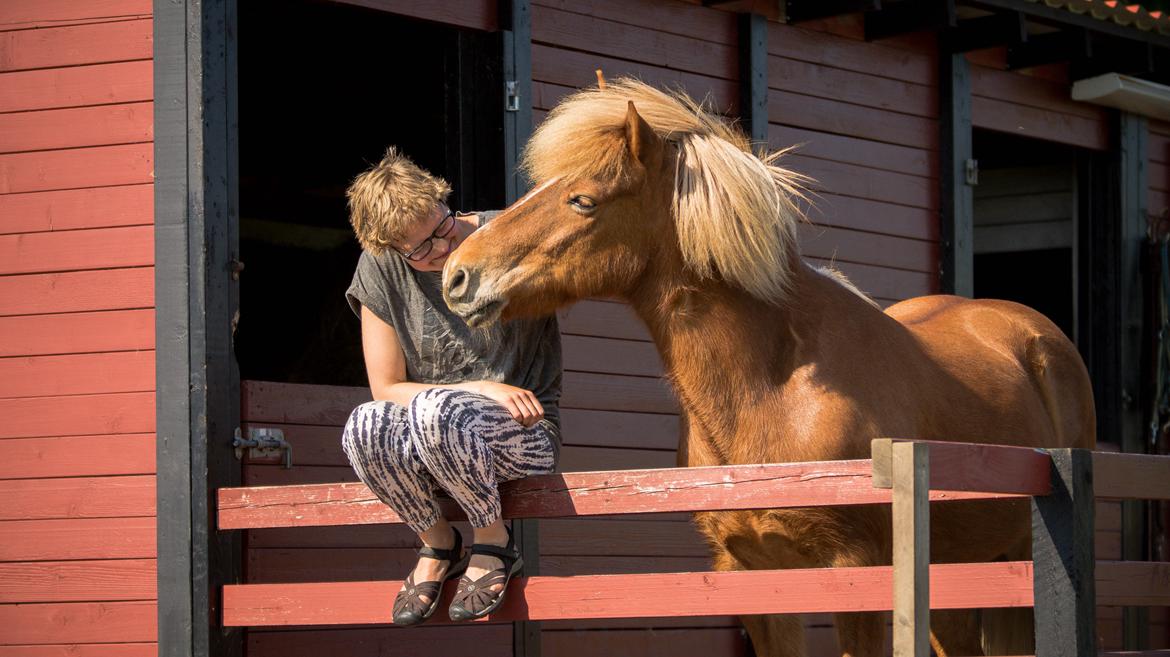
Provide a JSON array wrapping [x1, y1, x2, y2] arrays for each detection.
[[341, 388, 559, 533]]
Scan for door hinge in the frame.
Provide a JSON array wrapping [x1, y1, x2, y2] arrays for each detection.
[[233, 427, 292, 469], [505, 80, 520, 112]]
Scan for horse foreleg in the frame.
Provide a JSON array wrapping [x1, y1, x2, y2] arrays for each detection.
[[742, 614, 807, 657], [834, 612, 884, 657], [701, 513, 808, 657], [927, 609, 984, 657]]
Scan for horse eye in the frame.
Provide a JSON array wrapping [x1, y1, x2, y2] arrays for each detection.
[[569, 195, 596, 211]]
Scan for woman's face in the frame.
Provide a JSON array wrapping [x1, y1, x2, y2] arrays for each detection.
[[396, 204, 461, 273]]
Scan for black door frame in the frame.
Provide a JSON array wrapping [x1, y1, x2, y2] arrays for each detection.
[[154, 0, 242, 655]]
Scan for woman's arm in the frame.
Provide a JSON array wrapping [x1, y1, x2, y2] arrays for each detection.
[[360, 305, 545, 426]]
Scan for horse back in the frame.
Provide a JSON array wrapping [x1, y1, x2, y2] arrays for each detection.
[[884, 294, 1096, 451]]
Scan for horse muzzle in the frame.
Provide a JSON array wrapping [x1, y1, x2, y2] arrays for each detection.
[[443, 265, 508, 328]]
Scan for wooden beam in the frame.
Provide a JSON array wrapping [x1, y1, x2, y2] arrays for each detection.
[[865, 0, 955, 41], [943, 11, 1027, 53], [870, 439, 1051, 495], [1070, 37, 1155, 81], [218, 459, 1030, 530], [785, 0, 879, 24], [940, 50, 973, 296], [1093, 452, 1170, 500], [221, 561, 1035, 626], [891, 442, 930, 657], [1100, 39, 1154, 78], [1096, 560, 1170, 607], [1031, 448, 1096, 657], [1007, 28, 1092, 71], [738, 12, 767, 146], [1154, 48, 1170, 83]]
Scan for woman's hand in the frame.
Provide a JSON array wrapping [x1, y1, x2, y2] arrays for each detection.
[[470, 381, 544, 427]]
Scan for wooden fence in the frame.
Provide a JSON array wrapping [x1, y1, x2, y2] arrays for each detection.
[[217, 439, 1170, 656]]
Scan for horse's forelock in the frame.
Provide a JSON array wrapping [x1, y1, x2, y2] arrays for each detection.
[[521, 78, 809, 302]]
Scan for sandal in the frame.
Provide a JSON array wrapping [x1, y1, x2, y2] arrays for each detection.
[[448, 526, 524, 621], [392, 528, 468, 626]]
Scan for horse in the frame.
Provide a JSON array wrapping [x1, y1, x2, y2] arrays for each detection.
[[441, 79, 1096, 657]]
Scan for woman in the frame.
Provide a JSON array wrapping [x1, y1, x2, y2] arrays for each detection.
[[340, 147, 562, 625]]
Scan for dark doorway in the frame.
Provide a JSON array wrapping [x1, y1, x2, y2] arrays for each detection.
[[973, 129, 1079, 341], [235, 0, 504, 387], [974, 248, 1074, 335]]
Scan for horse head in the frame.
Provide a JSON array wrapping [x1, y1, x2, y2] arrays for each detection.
[[444, 101, 669, 327], [443, 78, 806, 327]]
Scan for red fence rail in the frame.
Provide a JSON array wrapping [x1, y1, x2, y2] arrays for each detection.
[[215, 440, 1170, 657], [217, 456, 1033, 530]]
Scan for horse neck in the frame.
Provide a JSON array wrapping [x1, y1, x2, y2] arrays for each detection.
[[627, 256, 882, 464]]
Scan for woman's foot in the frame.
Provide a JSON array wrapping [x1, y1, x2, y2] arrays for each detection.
[[408, 525, 458, 603], [393, 522, 465, 626], [449, 523, 523, 621], [463, 524, 509, 597]]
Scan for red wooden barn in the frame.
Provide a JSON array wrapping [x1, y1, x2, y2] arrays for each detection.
[[1, 0, 1168, 655]]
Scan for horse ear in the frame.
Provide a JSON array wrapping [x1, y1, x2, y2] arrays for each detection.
[[624, 101, 661, 167]]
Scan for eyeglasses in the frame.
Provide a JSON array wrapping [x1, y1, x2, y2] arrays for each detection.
[[399, 208, 456, 262]]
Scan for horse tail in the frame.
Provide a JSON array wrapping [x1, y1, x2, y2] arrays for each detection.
[[981, 321, 1089, 654], [1024, 330, 1096, 450], [981, 606, 1035, 655]]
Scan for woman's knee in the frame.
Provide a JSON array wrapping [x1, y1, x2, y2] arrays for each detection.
[[341, 400, 396, 457], [407, 388, 478, 449]]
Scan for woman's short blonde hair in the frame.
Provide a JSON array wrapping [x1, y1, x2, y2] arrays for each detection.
[[346, 147, 452, 254]]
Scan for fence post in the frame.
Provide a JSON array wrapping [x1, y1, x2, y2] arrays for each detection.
[[875, 439, 932, 657], [1032, 448, 1096, 656], [892, 441, 931, 657]]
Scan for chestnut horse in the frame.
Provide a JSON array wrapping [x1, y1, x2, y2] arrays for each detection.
[[442, 79, 1095, 657]]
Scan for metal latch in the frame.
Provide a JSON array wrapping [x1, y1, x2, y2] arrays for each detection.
[[965, 158, 979, 186], [505, 80, 520, 112], [233, 427, 292, 469]]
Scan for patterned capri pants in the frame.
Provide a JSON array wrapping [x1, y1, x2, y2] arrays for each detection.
[[341, 388, 560, 533]]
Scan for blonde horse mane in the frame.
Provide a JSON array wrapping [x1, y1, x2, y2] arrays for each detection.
[[521, 78, 809, 302]]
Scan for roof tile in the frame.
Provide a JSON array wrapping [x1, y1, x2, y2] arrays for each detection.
[[1024, 0, 1170, 33]]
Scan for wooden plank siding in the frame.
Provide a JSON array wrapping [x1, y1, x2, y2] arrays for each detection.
[[763, 14, 940, 305], [0, 2, 155, 656], [966, 48, 1110, 151]]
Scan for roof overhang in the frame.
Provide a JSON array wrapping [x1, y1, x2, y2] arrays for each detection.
[[776, 0, 1170, 83]]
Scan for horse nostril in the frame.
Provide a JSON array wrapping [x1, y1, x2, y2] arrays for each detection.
[[447, 267, 469, 299]]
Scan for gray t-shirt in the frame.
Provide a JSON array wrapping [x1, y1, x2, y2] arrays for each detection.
[[345, 211, 562, 428]]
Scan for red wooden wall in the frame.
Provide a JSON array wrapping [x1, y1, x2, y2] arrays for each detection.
[[0, 1, 156, 655]]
